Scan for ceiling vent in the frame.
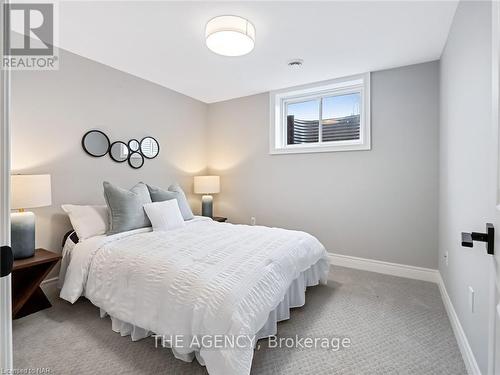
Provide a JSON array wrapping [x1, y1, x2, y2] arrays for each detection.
[[288, 59, 304, 67]]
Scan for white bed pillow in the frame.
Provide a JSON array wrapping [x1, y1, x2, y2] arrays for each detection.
[[143, 199, 185, 232], [61, 204, 108, 241]]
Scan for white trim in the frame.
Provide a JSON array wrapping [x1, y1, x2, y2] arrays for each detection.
[[328, 252, 439, 283], [0, 0, 13, 370], [437, 274, 482, 375], [488, 259, 496, 375], [269, 73, 371, 155], [490, 3, 500, 374]]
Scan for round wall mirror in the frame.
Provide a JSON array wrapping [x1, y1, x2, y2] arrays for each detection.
[[128, 152, 144, 169], [82, 130, 110, 157], [109, 141, 129, 163], [140, 137, 159, 159], [128, 139, 140, 152]]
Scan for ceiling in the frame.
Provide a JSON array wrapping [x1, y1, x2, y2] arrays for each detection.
[[56, 1, 458, 103]]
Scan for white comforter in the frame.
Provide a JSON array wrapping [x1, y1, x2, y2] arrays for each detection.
[[60, 217, 329, 375]]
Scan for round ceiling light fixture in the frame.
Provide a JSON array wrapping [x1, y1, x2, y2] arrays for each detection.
[[205, 15, 255, 57]]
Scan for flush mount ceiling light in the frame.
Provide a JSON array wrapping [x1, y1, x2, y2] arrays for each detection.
[[205, 15, 255, 57]]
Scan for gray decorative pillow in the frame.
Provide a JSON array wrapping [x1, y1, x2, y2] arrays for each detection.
[[146, 183, 194, 221], [147, 184, 177, 203], [103, 181, 152, 235], [168, 183, 194, 220]]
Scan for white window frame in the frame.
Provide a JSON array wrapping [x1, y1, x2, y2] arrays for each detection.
[[269, 72, 371, 154]]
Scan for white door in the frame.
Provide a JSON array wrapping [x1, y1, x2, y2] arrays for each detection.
[[0, 0, 13, 370]]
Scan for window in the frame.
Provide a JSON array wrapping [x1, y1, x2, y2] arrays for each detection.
[[270, 73, 370, 154]]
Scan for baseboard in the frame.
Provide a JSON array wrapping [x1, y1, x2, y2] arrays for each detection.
[[437, 274, 481, 375], [328, 253, 439, 283]]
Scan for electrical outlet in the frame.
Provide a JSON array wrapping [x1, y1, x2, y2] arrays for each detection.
[[444, 251, 449, 267], [468, 286, 475, 313], [250, 217, 256, 226]]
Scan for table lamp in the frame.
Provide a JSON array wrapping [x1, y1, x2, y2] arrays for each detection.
[[194, 176, 220, 218], [11, 174, 52, 259]]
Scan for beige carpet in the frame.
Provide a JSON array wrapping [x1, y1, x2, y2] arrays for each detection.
[[13, 266, 466, 374]]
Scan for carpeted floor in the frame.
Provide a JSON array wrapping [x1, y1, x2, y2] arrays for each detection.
[[13, 266, 466, 374]]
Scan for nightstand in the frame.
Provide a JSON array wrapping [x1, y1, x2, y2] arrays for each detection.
[[213, 216, 227, 223], [12, 248, 61, 319]]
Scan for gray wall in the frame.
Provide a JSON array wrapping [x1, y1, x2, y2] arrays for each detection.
[[11, 49, 208, 259], [439, 1, 493, 373], [207, 61, 439, 269]]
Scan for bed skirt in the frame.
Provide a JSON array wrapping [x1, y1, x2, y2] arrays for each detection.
[[99, 259, 327, 365]]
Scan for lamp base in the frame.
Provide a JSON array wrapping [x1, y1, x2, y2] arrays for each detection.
[[201, 195, 213, 218], [11, 211, 35, 259]]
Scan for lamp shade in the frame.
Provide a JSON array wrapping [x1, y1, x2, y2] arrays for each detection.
[[11, 174, 52, 210], [205, 15, 255, 57], [194, 176, 220, 194]]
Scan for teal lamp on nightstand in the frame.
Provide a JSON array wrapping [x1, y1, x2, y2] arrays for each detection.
[[11, 174, 52, 259]]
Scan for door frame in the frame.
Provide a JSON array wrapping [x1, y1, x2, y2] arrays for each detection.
[[0, 0, 13, 370], [492, 1, 500, 374]]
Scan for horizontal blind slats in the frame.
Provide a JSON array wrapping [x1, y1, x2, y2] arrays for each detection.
[[287, 115, 360, 145]]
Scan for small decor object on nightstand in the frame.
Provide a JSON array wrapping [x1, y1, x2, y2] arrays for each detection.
[[194, 176, 220, 218], [11, 175, 52, 260]]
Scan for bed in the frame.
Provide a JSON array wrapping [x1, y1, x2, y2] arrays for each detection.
[[59, 216, 329, 375]]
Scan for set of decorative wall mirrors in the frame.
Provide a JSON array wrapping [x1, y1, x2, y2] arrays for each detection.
[[82, 130, 160, 169]]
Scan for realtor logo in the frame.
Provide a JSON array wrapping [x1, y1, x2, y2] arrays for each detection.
[[2, 2, 58, 70]]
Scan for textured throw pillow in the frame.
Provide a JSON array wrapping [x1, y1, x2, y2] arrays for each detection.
[[61, 204, 108, 241], [143, 200, 186, 232], [147, 183, 194, 221], [103, 181, 152, 235], [147, 184, 177, 202], [168, 183, 194, 220]]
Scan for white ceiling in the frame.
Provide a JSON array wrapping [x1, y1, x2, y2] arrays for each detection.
[[56, 1, 458, 103]]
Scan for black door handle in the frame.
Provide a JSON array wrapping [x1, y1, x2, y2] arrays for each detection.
[[1, 245, 13, 277], [461, 223, 494, 255]]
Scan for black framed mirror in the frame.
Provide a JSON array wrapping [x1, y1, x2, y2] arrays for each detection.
[[109, 141, 129, 163], [128, 152, 144, 169], [140, 137, 160, 159], [128, 139, 140, 152], [82, 130, 110, 157]]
